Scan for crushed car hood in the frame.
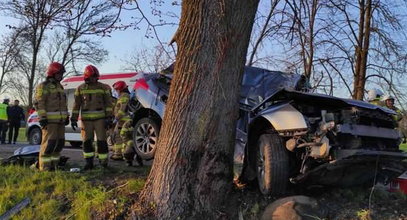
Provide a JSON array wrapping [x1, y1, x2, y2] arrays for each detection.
[[266, 89, 396, 115]]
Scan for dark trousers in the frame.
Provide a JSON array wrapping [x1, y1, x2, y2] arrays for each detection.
[[8, 121, 20, 143], [0, 122, 8, 144]]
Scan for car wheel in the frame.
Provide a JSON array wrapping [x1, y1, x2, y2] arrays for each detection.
[[133, 117, 160, 160], [69, 141, 82, 148], [29, 127, 42, 145], [257, 133, 289, 195]]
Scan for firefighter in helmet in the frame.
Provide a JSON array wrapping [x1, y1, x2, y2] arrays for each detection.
[[71, 65, 113, 170], [110, 81, 131, 160], [367, 89, 384, 106], [382, 95, 403, 124], [35, 62, 68, 171]]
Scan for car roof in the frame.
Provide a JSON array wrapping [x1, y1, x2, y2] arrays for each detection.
[[240, 66, 302, 106], [61, 72, 138, 89]]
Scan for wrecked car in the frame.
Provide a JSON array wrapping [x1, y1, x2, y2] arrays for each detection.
[[130, 66, 407, 195]]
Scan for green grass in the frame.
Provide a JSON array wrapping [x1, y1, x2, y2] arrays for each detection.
[[0, 165, 145, 219], [17, 127, 26, 143], [400, 143, 407, 152]]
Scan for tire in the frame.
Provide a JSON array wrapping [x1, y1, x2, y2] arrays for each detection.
[[133, 117, 160, 160], [257, 133, 289, 196], [29, 127, 42, 145], [69, 141, 82, 148]]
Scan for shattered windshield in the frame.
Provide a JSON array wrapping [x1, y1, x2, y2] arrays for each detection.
[[240, 66, 302, 106]]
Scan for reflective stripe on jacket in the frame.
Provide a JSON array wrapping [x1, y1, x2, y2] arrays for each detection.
[[114, 92, 130, 122], [369, 98, 383, 106], [72, 82, 113, 121], [35, 79, 68, 123]]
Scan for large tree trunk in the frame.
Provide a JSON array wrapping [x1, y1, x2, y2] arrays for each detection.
[[353, 0, 372, 100], [139, 0, 259, 219]]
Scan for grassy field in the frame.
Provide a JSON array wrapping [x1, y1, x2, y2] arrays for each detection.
[[400, 143, 407, 152], [0, 165, 146, 219], [17, 127, 26, 143]]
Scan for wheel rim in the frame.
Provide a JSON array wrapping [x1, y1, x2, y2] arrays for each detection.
[[32, 129, 41, 144], [257, 145, 265, 190], [135, 123, 157, 154]]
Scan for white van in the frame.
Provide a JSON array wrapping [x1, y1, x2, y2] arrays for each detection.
[[26, 72, 138, 147]]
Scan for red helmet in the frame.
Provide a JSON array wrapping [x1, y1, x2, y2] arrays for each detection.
[[83, 65, 100, 80], [46, 62, 65, 77], [113, 81, 127, 92]]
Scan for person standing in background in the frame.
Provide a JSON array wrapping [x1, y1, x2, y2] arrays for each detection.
[[0, 97, 10, 144], [7, 100, 25, 144]]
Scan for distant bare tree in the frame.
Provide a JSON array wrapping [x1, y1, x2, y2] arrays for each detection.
[[45, 0, 123, 75], [0, 30, 23, 95], [121, 45, 175, 72], [0, 0, 80, 106], [281, 0, 334, 80], [326, 0, 407, 100], [247, 0, 281, 66]]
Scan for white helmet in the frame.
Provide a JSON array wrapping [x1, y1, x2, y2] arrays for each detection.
[[367, 89, 383, 101], [3, 96, 10, 102], [381, 95, 394, 101]]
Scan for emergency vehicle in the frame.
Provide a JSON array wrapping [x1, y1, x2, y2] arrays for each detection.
[[26, 72, 138, 147]]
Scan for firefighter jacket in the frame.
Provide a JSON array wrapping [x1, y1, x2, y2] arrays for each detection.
[[389, 106, 403, 122], [35, 79, 68, 123], [120, 119, 133, 141], [369, 98, 383, 106], [0, 103, 8, 121], [114, 92, 130, 122], [72, 82, 113, 121]]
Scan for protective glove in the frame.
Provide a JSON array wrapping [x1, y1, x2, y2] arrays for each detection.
[[65, 116, 70, 126], [39, 119, 48, 128], [71, 120, 78, 131], [105, 117, 113, 129]]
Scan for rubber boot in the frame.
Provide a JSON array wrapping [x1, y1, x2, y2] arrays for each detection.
[[99, 159, 108, 168], [135, 155, 143, 167], [84, 157, 94, 170], [126, 160, 133, 167]]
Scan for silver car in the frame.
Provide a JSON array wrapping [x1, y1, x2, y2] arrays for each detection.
[[130, 66, 407, 195]]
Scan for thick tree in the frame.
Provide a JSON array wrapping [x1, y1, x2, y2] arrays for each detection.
[[139, 0, 259, 219]]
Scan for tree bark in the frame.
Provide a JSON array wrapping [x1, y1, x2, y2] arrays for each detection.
[[139, 0, 259, 219], [352, 0, 372, 100]]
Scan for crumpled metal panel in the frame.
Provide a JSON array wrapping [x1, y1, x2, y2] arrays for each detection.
[[336, 124, 401, 139], [280, 89, 396, 115], [259, 102, 308, 131]]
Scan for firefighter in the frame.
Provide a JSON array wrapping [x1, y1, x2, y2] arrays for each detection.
[[71, 65, 113, 170], [367, 89, 384, 106], [35, 62, 68, 171], [120, 118, 143, 167], [110, 81, 131, 160], [382, 95, 403, 123]]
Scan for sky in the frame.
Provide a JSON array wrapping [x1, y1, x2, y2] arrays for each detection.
[[0, 1, 180, 73], [0, 1, 406, 104]]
